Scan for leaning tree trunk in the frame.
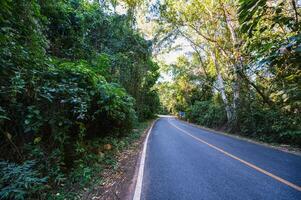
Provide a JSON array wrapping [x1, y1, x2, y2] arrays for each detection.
[[210, 50, 233, 122]]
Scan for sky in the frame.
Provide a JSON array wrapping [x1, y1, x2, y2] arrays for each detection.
[[93, 0, 194, 82], [102, 0, 193, 65], [158, 37, 193, 65]]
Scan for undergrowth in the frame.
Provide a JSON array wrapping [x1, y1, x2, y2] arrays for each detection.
[[46, 120, 153, 200]]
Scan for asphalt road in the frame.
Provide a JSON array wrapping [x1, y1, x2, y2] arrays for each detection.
[[140, 117, 301, 200]]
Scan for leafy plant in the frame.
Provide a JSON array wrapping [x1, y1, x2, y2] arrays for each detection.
[[0, 1, 159, 199], [186, 100, 227, 128], [0, 160, 47, 200]]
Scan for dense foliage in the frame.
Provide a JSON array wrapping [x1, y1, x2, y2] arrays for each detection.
[[1, 0, 300, 198], [186, 100, 226, 128], [153, 0, 301, 146], [0, 0, 159, 199]]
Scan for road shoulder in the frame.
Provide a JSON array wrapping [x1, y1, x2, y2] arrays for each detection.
[[176, 118, 301, 156], [81, 119, 157, 200]]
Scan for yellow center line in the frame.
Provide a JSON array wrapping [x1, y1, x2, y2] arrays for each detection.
[[168, 120, 301, 192]]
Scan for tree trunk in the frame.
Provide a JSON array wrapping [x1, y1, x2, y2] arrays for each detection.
[[210, 50, 232, 122], [222, 3, 243, 129]]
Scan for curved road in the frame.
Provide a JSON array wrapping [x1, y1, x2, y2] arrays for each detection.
[[140, 117, 301, 200]]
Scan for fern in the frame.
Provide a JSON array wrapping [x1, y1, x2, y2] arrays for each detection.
[[0, 160, 47, 200]]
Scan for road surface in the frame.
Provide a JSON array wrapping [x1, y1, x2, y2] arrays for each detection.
[[139, 117, 301, 200]]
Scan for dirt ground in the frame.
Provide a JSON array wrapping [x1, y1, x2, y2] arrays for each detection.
[[81, 125, 152, 200]]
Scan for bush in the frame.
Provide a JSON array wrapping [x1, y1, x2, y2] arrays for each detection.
[[186, 100, 227, 128], [0, 160, 47, 200], [0, 1, 158, 198], [89, 82, 137, 137], [0, 60, 137, 198], [239, 102, 301, 145]]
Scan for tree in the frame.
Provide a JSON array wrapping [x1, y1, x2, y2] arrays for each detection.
[[153, 0, 300, 145]]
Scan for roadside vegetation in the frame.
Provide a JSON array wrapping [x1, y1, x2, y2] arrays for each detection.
[[154, 0, 301, 147], [1, 0, 300, 199], [0, 0, 159, 199]]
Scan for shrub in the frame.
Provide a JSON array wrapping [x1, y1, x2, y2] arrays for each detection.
[[239, 102, 301, 145], [0, 60, 137, 198], [0, 160, 47, 200], [0, 1, 158, 198], [186, 100, 227, 128]]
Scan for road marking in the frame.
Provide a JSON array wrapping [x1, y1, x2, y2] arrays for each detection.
[[168, 120, 301, 192], [133, 120, 157, 200]]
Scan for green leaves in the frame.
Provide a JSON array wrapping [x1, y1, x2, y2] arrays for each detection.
[[186, 100, 226, 128], [238, 0, 267, 35], [24, 106, 43, 133], [0, 1, 159, 199], [0, 106, 10, 121], [0, 160, 47, 200], [155, 0, 300, 146]]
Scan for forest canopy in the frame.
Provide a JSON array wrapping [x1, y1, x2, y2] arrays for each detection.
[[153, 0, 301, 145]]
